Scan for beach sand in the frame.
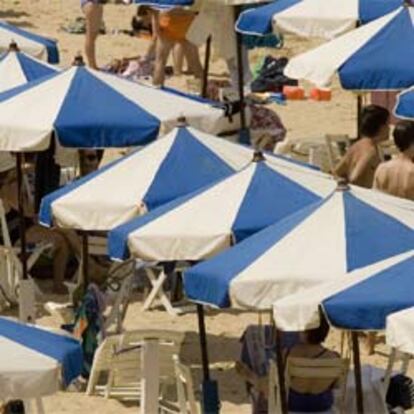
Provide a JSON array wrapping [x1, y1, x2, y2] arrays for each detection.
[[1, 1, 400, 412]]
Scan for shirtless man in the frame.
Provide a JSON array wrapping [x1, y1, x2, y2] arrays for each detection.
[[374, 120, 414, 200], [82, 0, 105, 69], [335, 105, 390, 188]]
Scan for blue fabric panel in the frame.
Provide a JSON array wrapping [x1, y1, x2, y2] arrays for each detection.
[[143, 128, 234, 210], [0, 21, 59, 63], [340, 9, 414, 90], [0, 317, 82, 385], [359, 0, 402, 24], [17, 52, 57, 81], [323, 255, 414, 330], [232, 162, 320, 242], [108, 177, 226, 260], [39, 148, 139, 227], [55, 68, 160, 148], [344, 192, 414, 272], [236, 0, 302, 35], [184, 198, 325, 308], [395, 89, 414, 119]]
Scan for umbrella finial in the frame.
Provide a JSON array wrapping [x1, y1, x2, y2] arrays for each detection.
[[8, 40, 19, 52], [72, 53, 85, 67], [177, 116, 187, 127], [252, 150, 266, 162], [336, 177, 350, 191]]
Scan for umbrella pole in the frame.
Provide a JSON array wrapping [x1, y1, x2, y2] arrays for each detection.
[[357, 94, 362, 139], [81, 231, 89, 289], [197, 304, 220, 414], [16, 153, 28, 281], [352, 332, 364, 414], [201, 35, 212, 98], [274, 325, 288, 414], [234, 6, 250, 145]]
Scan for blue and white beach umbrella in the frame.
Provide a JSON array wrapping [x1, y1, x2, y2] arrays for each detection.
[[394, 87, 414, 119], [108, 155, 334, 261], [184, 185, 414, 309], [272, 250, 414, 332], [284, 5, 414, 89], [0, 66, 225, 152], [236, 0, 402, 38], [0, 48, 58, 93], [39, 126, 255, 231], [0, 317, 82, 399], [0, 21, 59, 63]]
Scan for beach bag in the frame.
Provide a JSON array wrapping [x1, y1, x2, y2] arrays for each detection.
[[386, 374, 414, 410]]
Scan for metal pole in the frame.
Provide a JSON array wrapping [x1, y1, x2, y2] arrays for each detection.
[[197, 304, 211, 381], [201, 35, 212, 98], [197, 304, 220, 414], [352, 332, 364, 414], [81, 232, 89, 288], [16, 153, 28, 280], [275, 328, 288, 414], [357, 94, 362, 139], [234, 6, 249, 145]]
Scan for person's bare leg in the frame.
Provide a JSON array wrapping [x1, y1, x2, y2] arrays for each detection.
[[182, 41, 203, 79], [83, 2, 103, 69], [173, 43, 184, 76], [153, 36, 174, 86]]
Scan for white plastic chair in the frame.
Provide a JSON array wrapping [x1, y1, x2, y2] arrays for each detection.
[[325, 134, 351, 175], [86, 329, 185, 405]]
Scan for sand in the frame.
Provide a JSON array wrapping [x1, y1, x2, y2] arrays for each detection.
[[0, 1, 401, 413]]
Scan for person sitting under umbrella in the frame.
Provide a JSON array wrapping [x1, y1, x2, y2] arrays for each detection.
[[374, 120, 414, 200], [335, 105, 390, 188]]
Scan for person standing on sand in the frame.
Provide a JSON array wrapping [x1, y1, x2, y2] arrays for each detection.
[[334, 105, 390, 188], [374, 120, 414, 200], [81, 0, 105, 69]]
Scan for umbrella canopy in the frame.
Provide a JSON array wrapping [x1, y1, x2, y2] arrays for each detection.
[[394, 86, 414, 119], [108, 155, 334, 261], [0, 316, 82, 399], [0, 66, 226, 152], [236, 0, 401, 38], [184, 185, 414, 309], [386, 306, 414, 355], [272, 251, 414, 331], [284, 5, 414, 89], [0, 49, 58, 93], [0, 21, 59, 63], [39, 126, 255, 231]]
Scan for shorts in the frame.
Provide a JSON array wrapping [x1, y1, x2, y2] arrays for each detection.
[[159, 12, 195, 42]]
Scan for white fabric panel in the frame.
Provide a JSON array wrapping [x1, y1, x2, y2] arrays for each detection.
[[0, 53, 26, 92], [267, 160, 335, 197], [0, 336, 59, 399], [52, 131, 177, 230], [127, 165, 256, 260], [92, 70, 224, 134], [274, 0, 358, 39], [284, 9, 399, 87], [230, 193, 347, 309], [0, 68, 75, 151], [386, 307, 414, 355], [352, 185, 414, 229], [0, 25, 46, 60], [273, 251, 414, 331], [185, 126, 252, 170]]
